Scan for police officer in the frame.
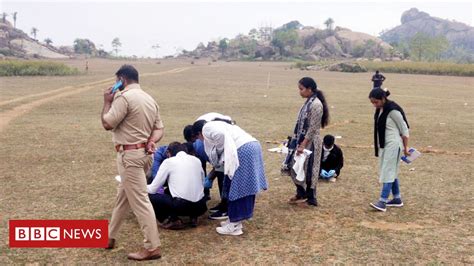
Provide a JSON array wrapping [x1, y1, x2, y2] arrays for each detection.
[[101, 65, 163, 261]]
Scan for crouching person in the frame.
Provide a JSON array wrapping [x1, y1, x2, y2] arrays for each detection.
[[148, 142, 207, 229], [319, 135, 344, 182]]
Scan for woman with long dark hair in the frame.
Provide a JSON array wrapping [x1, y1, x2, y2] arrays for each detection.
[[287, 77, 329, 207], [369, 88, 410, 212]]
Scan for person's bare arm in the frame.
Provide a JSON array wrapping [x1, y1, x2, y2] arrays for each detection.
[[402, 135, 409, 156], [145, 127, 164, 154]]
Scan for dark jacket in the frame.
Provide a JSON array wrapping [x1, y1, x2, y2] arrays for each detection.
[[320, 144, 344, 177]]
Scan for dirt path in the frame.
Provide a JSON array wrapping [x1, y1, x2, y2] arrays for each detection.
[[0, 67, 189, 133]]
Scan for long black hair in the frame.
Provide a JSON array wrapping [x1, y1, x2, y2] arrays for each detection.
[[299, 77, 329, 128]]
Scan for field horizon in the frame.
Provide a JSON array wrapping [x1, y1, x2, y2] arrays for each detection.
[[1, 58, 472, 264]]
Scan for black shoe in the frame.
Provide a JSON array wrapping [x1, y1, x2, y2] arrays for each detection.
[[386, 198, 404, 207], [209, 203, 223, 213], [189, 217, 198, 228], [105, 238, 115, 249], [208, 210, 228, 220], [370, 201, 387, 212], [306, 199, 318, 207]]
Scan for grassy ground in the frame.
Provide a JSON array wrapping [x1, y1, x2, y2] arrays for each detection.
[[0, 59, 473, 264]]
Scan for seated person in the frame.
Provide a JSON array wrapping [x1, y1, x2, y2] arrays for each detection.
[[148, 142, 207, 229], [319, 135, 344, 182]]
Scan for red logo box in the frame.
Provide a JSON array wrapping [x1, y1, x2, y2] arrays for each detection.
[[9, 220, 108, 248]]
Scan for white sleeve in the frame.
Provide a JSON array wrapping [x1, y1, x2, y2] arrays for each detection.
[[147, 160, 170, 194], [390, 110, 409, 137], [203, 123, 225, 167]]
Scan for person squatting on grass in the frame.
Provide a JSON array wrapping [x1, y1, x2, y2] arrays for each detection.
[[286, 77, 329, 207], [198, 120, 268, 236], [319, 134, 344, 183], [101, 64, 163, 261], [147, 142, 208, 230], [369, 88, 410, 212]]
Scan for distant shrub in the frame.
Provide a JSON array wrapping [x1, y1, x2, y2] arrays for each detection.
[[0, 60, 79, 76], [294, 60, 337, 70], [359, 61, 474, 77], [329, 62, 368, 72], [0, 48, 15, 56]]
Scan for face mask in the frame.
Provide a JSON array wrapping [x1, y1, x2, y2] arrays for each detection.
[[323, 146, 333, 152]]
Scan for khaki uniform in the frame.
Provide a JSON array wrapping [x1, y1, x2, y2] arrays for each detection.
[[103, 83, 163, 249]]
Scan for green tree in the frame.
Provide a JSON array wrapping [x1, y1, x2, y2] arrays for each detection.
[[324, 18, 334, 31], [111, 37, 121, 56], [427, 36, 449, 61], [271, 29, 298, 56], [219, 38, 228, 56], [73, 38, 96, 55], [409, 33, 448, 61], [229, 35, 257, 57], [44, 38, 53, 46], [281, 20, 303, 31], [248, 28, 259, 40], [409, 32, 430, 61], [30, 27, 38, 40]]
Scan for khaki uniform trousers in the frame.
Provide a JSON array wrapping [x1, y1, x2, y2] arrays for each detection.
[[109, 148, 161, 249]]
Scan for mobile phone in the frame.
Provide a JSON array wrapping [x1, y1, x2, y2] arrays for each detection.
[[111, 80, 123, 94]]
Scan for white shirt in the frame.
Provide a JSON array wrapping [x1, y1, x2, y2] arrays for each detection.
[[196, 112, 232, 122], [147, 151, 205, 202], [202, 121, 257, 178]]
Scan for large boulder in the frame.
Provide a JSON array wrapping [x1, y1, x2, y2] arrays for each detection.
[[382, 8, 474, 52], [401, 8, 430, 24], [254, 46, 275, 59]]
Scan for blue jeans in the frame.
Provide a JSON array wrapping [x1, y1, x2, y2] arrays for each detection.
[[379, 178, 401, 202]]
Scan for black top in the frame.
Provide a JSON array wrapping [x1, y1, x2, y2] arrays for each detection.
[[320, 144, 344, 176], [373, 100, 409, 157], [372, 74, 386, 88]]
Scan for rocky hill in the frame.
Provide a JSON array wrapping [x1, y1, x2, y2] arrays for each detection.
[[0, 20, 68, 59], [381, 8, 474, 52], [183, 21, 396, 61]]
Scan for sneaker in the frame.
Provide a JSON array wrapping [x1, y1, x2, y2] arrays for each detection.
[[216, 222, 243, 236], [288, 195, 307, 205], [328, 177, 336, 183], [209, 203, 223, 213], [209, 210, 228, 220], [386, 198, 404, 207], [370, 201, 387, 212], [220, 219, 243, 229]]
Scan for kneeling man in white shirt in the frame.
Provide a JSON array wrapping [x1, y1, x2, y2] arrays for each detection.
[[148, 142, 207, 229]]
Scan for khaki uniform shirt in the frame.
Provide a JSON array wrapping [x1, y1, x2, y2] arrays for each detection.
[[103, 83, 164, 145]]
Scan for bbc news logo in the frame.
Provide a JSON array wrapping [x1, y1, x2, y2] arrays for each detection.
[[9, 220, 108, 248]]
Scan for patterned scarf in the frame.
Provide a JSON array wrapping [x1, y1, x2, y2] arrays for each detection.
[[294, 94, 318, 145]]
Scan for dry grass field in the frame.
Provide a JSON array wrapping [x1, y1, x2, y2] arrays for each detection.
[[0, 59, 473, 264]]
